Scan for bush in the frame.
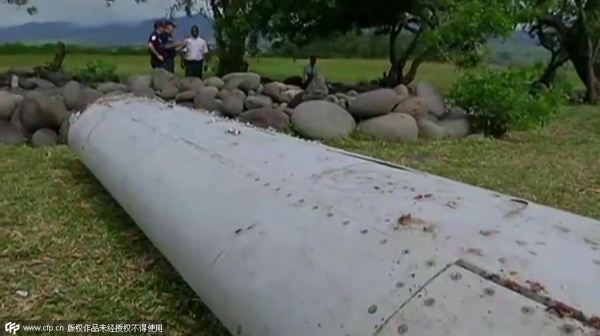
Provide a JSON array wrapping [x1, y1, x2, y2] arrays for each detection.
[[449, 66, 565, 137], [73, 60, 120, 83]]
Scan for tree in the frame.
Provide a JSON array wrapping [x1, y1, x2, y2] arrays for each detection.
[[3, 0, 264, 76], [264, 0, 518, 86], [525, 0, 600, 102]]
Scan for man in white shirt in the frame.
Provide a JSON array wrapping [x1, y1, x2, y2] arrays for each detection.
[[302, 55, 319, 88], [181, 25, 209, 79]]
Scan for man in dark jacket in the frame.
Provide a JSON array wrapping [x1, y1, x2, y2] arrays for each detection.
[[148, 20, 166, 69], [161, 20, 182, 73]]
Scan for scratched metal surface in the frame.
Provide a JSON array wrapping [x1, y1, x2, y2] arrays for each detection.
[[70, 97, 600, 335], [378, 265, 596, 336]]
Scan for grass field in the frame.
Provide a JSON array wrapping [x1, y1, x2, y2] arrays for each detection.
[[0, 54, 584, 93], [0, 54, 487, 93], [1, 55, 598, 334]]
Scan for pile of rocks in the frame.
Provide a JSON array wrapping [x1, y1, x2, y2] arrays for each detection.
[[0, 67, 475, 147]]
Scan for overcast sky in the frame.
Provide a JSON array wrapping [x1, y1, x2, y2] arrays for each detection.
[[0, 0, 176, 28]]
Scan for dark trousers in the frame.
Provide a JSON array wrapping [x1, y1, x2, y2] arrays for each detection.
[[162, 58, 175, 73], [150, 58, 162, 69], [184, 59, 204, 79]]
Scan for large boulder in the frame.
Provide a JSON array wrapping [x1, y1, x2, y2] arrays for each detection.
[[438, 118, 470, 138], [263, 82, 288, 103], [393, 97, 428, 120], [159, 84, 179, 101], [175, 91, 196, 103], [58, 118, 70, 144], [393, 84, 410, 98], [18, 92, 46, 132], [10, 106, 28, 137], [193, 87, 219, 111], [287, 92, 304, 109], [132, 87, 156, 98], [348, 89, 399, 119], [204, 77, 225, 89], [0, 91, 19, 120], [223, 73, 261, 92], [127, 75, 152, 92], [0, 123, 26, 145], [0, 73, 12, 88], [19, 77, 37, 90], [151, 68, 175, 91], [44, 72, 72, 87], [239, 108, 289, 132], [38, 95, 70, 129], [31, 128, 58, 147], [240, 76, 261, 92], [84, 88, 103, 107], [38, 87, 64, 99], [417, 118, 447, 139], [28, 77, 56, 90], [97, 82, 127, 94], [20, 92, 69, 131], [359, 113, 418, 143], [302, 75, 328, 101], [445, 106, 468, 120], [245, 94, 272, 110], [217, 96, 244, 118], [177, 77, 204, 92], [217, 89, 246, 102], [292, 101, 355, 140], [416, 82, 445, 118], [63, 81, 86, 111], [230, 89, 246, 101]]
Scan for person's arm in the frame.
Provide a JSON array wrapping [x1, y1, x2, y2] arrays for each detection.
[[148, 42, 164, 62], [166, 40, 187, 50]]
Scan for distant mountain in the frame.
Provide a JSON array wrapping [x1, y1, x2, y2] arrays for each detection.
[[0, 14, 214, 46], [487, 30, 550, 66]]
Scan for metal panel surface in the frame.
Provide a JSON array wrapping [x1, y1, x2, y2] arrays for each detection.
[[377, 265, 597, 336], [69, 97, 600, 335]]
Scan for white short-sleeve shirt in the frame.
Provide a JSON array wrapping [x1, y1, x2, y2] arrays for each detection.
[[184, 37, 209, 61]]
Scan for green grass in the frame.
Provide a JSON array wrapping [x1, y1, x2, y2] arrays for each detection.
[[0, 54, 457, 91], [0, 53, 584, 92], [1, 106, 599, 334]]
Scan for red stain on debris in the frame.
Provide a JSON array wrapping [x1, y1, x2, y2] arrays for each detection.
[[546, 301, 585, 320], [397, 214, 413, 226], [588, 317, 600, 329], [525, 280, 547, 293], [503, 279, 522, 292], [414, 194, 433, 200]]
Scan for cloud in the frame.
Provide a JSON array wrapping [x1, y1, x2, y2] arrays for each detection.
[[0, 0, 174, 27]]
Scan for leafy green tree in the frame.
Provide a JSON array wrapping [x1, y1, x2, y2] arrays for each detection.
[[265, 0, 518, 86], [523, 0, 600, 102], [3, 0, 263, 76]]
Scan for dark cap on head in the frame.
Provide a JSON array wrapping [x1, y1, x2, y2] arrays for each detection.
[[154, 20, 165, 29]]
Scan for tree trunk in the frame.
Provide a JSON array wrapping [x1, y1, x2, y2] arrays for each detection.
[[215, 30, 247, 76], [385, 27, 402, 87], [535, 53, 568, 88], [564, 33, 600, 103]]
